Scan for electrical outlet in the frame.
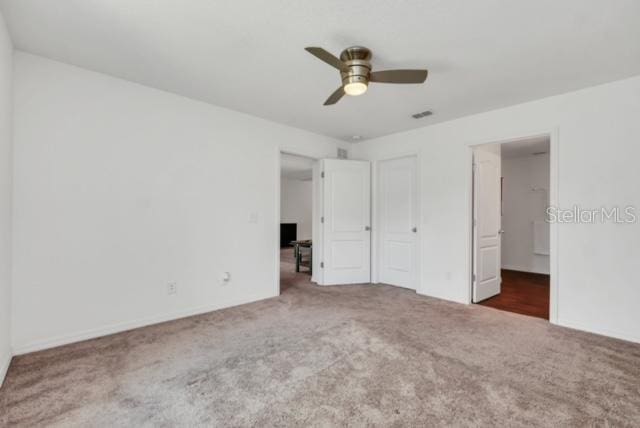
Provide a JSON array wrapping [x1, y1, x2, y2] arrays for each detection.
[[167, 281, 177, 295]]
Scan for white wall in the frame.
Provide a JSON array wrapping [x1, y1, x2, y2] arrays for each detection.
[[501, 153, 550, 274], [280, 178, 312, 240], [12, 52, 343, 354], [0, 11, 12, 386], [9, 50, 640, 356], [353, 75, 640, 343]]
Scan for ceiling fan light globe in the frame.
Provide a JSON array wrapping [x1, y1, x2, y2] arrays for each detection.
[[344, 82, 368, 96]]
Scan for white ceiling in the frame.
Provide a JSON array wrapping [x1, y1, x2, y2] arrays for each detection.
[[501, 136, 550, 159], [281, 153, 315, 181], [1, 1, 639, 142]]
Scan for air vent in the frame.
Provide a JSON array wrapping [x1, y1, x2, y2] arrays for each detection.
[[337, 148, 348, 159], [411, 110, 433, 119]]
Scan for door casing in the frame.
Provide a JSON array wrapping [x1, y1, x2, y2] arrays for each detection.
[[466, 129, 559, 323]]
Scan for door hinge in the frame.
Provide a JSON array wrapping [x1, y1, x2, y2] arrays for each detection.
[[321, 216, 324, 223], [321, 171, 325, 178], [472, 273, 476, 283], [320, 262, 324, 268]]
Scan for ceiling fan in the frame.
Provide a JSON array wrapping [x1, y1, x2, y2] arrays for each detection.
[[305, 45, 428, 105]]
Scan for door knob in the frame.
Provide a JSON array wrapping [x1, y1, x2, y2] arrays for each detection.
[[365, 226, 371, 231], [498, 229, 505, 234], [412, 227, 417, 233]]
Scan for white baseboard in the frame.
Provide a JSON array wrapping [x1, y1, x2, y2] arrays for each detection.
[[501, 264, 550, 275], [416, 287, 468, 305], [557, 317, 640, 345], [12, 291, 277, 356], [0, 350, 11, 388]]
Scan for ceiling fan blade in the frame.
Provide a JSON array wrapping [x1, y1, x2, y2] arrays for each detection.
[[305, 47, 348, 71], [323, 86, 345, 105], [370, 69, 428, 84]]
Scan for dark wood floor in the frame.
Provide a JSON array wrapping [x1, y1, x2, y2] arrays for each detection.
[[478, 269, 550, 320]]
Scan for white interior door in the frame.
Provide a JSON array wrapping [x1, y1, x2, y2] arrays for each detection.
[[473, 144, 502, 302], [378, 156, 418, 289], [321, 159, 371, 285]]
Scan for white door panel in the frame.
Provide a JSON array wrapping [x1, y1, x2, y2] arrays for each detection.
[[330, 240, 364, 269], [331, 170, 365, 232], [473, 144, 502, 302], [385, 240, 412, 272], [479, 247, 499, 281], [378, 156, 418, 289], [322, 159, 371, 284]]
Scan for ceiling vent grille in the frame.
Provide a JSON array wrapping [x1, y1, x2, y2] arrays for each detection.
[[411, 110, 433, 119]]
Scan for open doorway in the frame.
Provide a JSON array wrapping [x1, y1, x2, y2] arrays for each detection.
[[277, 154, 372, 292], [279, 153, 316, 293], [471, 135, 552, 320]]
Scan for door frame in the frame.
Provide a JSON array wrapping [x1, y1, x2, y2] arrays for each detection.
[[466, 128, 559, 323], [372, 152, 422, 290], [275, 149, 320, 297]]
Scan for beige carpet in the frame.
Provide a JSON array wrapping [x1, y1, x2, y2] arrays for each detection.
[[1, 251, 639, 426]]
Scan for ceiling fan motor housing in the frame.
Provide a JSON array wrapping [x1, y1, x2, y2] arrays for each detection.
[[340, 46, 372, 86]]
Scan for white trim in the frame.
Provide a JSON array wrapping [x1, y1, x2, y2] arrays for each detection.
[[0, 351, 11, 388], [465, 146, 474, 305], [12, 291, 276, 356], [371, 160, 378, 283], [501, 264, 550, 275], [312, 161, 323, 284], [558, 318, 640, 345], [466, 128, 560, 324], [275, 147, 282, 297], [548, 128, 560, 324]]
